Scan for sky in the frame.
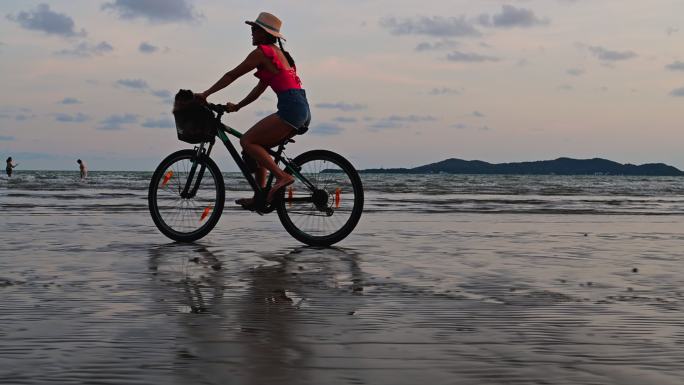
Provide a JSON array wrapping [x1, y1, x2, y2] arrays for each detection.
[[1, 0, 683, 171]]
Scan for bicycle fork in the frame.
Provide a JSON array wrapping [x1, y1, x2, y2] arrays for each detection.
[[180, 142, 213, 199]]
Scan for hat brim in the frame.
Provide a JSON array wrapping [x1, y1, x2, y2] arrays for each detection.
[[245, 20, 285, 40]]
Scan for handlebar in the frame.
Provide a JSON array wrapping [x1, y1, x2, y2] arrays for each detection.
[[207, 103, 226, 114]]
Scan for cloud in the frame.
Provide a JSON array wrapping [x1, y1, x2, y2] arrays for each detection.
[[666, 61, 684, 71], [310, 122, 345, 136], [368, 115, 437, 131], [333, 117, 357, 123], [446, 51, 500, 62], [102, 0, 201, 23], [54, 112, 89, 122], [0, 135, 15, 141], [151, 89, 171, 98], [369, 121, 402, 130], [386, 115, 436, 122], [59, 97, 81, 104], [117, 78, 149, 90], [7, 4, 86, 38], [15, 114, 33, 121], [670, 87, 684, 97], [380, 16, 481, 37], [151, 89, 172, 103], [98, 114, 138, 130], [415, 40, 459, 52], [588, 45, 637, 61], [666, 27, 679, 36], [116, 80, 171, 104], [558, 84, 574, 91], [451, 123, 468, 129], [139, 42, 158, 53], [479, 5, 549, 28], [55, 41, 113, 57], [0, 112, 35, 121], [142, 117, 174, 128], [429, 87, 461, 95], [315, 102, 367, 111], [473, 111, 485, 118], [566, 68, 584, 76], [0, 107, 34, 121]]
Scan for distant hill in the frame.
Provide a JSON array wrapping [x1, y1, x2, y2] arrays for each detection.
[[361, 157, 684, 176]]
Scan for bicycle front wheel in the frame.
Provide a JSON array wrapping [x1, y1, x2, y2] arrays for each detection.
[[276, 150, 364, 246], [148, 149, 225, 242]]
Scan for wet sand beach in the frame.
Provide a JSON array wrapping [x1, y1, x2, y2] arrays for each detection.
[[2, 172, 684, 384]]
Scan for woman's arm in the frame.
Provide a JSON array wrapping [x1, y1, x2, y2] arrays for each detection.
[[201, 49, 263, 98], [227, 80, 268, 112]]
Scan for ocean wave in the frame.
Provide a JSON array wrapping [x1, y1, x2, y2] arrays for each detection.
[[3, 172, 684, 216], [3, 171, 684, 196]]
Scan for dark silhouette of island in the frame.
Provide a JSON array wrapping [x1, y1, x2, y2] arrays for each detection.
[[360, 157, 684, 176]]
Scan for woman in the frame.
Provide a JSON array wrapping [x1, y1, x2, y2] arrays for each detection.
[[197, 12, 311, 206], [6, 157, 18, 177]]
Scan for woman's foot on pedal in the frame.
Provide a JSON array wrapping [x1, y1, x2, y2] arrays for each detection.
[[235, 197, 257, 211], [267, 176, 295, 203]]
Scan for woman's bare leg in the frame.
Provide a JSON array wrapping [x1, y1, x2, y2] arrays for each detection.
[[241, 114, 294, 177], [255, 167, 267, 188], [240, 113, 295, 201]]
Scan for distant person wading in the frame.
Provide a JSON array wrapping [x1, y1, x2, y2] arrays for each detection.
[[77, 159, 87, 179], [196, 12, 311, 206], [6, 157, 18, 177]]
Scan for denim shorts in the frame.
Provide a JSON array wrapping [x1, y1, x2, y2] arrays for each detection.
[[276, 89, 311, 134]]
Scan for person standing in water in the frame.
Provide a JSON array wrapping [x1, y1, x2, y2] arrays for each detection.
[[196, 12, 311, 207], [77, 159, 87, 179], [6, 157, 18, 177]]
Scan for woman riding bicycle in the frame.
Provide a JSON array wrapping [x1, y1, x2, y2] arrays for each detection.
[[196, 12, 311, 206]]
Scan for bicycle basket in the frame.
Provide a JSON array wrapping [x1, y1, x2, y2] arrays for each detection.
[[172, 89, 217, 143]]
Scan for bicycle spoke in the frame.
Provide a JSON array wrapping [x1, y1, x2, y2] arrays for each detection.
[[281, 153, 360, 239], [153, 154, 220, 234]]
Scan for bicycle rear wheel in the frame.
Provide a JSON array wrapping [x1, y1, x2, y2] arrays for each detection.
[[276, 150, 364, 246], [148, 149, 225, 242]]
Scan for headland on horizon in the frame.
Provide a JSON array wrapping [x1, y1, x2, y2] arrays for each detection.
[[360, 157, 684, 176]]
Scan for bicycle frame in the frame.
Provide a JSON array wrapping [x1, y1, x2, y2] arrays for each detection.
[[182, 107, 318, 213]]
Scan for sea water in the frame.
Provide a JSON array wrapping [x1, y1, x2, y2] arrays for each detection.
[[3, 171, 684, 216], [1, 171, 684, 384]]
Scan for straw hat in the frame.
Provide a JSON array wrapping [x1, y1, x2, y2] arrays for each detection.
[[245, 12, 285, 40]]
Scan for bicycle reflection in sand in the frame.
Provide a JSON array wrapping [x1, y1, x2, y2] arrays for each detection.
[[146, 244, 365, 382]]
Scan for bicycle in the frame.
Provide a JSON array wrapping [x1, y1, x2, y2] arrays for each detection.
[[148, 102, 364, 246]]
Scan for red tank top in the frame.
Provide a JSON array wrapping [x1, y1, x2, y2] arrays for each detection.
[[254, 45, 302, 93]]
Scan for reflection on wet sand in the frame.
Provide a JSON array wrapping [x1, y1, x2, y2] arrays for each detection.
[[147, 244, 365, 384], [3, 209, 684, 384], [148, 245, 226, 314]]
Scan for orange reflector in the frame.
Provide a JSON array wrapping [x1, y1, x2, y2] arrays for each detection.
[[161, 170, 173, 187], [200, 205, 212, 221], [288, 186, 293, 207], [335, 188, 341, 208]]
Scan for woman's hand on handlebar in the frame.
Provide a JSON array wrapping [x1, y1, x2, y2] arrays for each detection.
[[225, 102, 240, 113]]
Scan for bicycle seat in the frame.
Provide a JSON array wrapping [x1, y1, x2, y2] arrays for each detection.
[[281, 125, 308, 145], [280, 127, 307, 145]]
